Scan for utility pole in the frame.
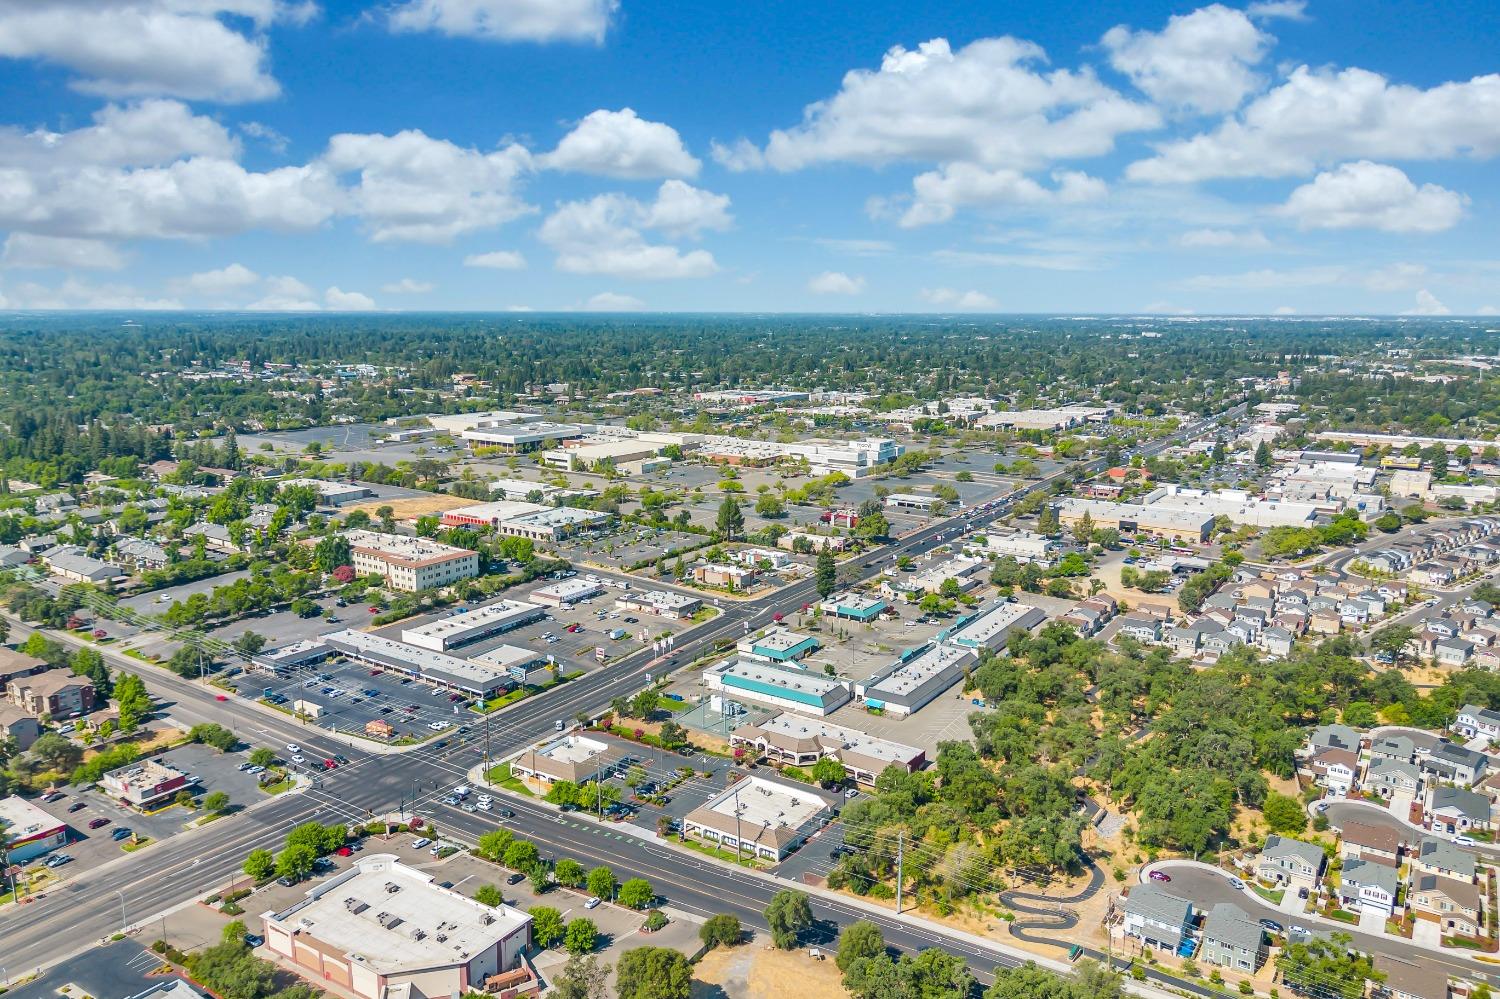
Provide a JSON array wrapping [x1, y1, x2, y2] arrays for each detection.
[[733, 785, 743, 866], [482, 706, 492, 785], [895, 831, 904, 915]]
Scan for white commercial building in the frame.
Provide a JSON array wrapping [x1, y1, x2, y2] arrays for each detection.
[[856, 642, 978, 717], [321, 629, 514, 700], [531, 577, 605, 607], [944, 601, 1048, 653], [261, 854, 532, 999], [461, 422, 585, 453], [280, 478, 373, 506], [682, 775, 831, 861], [705, 657, 852, 716], [971, 530, 1060, 566], [346, 531, 478, 592], [400, 600, 544, 651]]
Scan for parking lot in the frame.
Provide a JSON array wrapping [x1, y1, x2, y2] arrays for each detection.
[[20, 742, 281, 878]]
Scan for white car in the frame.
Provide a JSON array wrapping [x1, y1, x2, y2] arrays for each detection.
[[291, 754, 306, 765], [476, 799, 492, 811], [585, 897, 602, 909], [286, 743, 301, 754], [428, 721, 448, 731], [1453, 834, 1477, 847], [411, 837, 431, 849]]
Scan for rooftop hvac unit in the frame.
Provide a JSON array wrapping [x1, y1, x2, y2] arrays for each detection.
[[435, 934, 448, 943], [411, 928, 425, 941]]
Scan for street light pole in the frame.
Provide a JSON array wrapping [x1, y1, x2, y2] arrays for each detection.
[[113, 889, 127, 933]]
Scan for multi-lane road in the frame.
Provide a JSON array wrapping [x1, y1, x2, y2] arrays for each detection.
[[0, 403, 1243, 979]]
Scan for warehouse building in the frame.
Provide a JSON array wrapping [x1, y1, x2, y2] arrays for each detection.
[[279, 479, 374, 506], [704, 657, 852, 717], [1057, 498, 1214, 543], [460, 421, 585, 453], [856, 642, 978, 717], [944, 601, 1048, 653], [346, 531, 478, 592], [400, 600, 545, 651], [737, 627, 820, 663], [261, 854, 532, 999]]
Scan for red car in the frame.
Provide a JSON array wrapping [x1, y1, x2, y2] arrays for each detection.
[[215, 694, 228, 701], [1148, 870, 1171, 883], [322, 759, 338, 770], [368, 606, 380, 614], [567, 624, 581, 633], [88, 817, 111, 829], [335, 846, 353, 857]]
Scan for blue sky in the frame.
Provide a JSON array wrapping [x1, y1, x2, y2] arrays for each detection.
[[0, 0, 1497, 314]]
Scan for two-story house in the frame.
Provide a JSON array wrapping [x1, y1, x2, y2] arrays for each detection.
[[1410, 873, 1484, 938], [1338, 858, 1399, 917], [1118, 884, 1194, 954], [1256, 835, 1325, 893], [1199, 903, 1266, 973]]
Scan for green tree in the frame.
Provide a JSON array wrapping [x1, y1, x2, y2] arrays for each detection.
[[765, 889, 813, 949], [243, 848, 275, 880], [203, 791, 231, 815], [1263, 792, 1307, 835], [563, 917, 598, 955], [700, 913, 743, 949], [551, 953, 610, 999], [275, 843, 316, 881], [1276, 933, 1381, 999], [502, 839, 540, 871], [554, 857, 586, 888], [530, 905, 565, 947], [29, 731, 83, 771], [815, 549, 837, 598], [836, 920, 886, 973], [615, 946, 693, 999], [1369, 624, 1415, 668], [810, 756, 847, 787], [586, 865, 617, 900], [474, 884, 504, 907], [248, 747, 276, 768], [1255, 441, 1272, 468], [716, 496, 744, 540], [754, 494, 785, 518], [618, 878, 654, 909]]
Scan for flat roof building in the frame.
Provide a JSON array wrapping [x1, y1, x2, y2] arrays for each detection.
[[261, 853, 531, 999], [682, 775, 832, 861], [820, 592, 888, 622], [1057, 497, 1214, 543], [400, 600, 544, 651], [322, 630, 514, 700], [280, 479, 374, 506], [856, 642, 977, 717], [101, 758, 195, 810], [461, 422, 585, 453], [0, 794, 68, 862], [531, 578, 604, 607], [346, 530, 478, 593], [466, 644, 552, 685], [729, 713, 925, 784], [944, 601, 1048, 653], [616, 589, 702, 619], [737, 627, 820, 663], [705, 657, 852, 717]]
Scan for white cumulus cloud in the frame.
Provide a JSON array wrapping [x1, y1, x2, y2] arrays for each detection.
[[1130, 66, 1500, 183], [579, 291, 644, 311], [1278, 161, 1467, 233], [382, 278, 433, 293], [1403, 289, 1451, 315], [464, 250, 527, 269], [901, 164, 1106, 227], [1102, 4, 1271, 114], [539, 181, 729, 279], [325, 286, 375, 310], [2, 234, 128, 270], [0, 1, 307, 103], [543, 108, 699, 179], [170, 262, 261, 296], [386, 0, 616, 44], [807, 271, 865, 295], [921, 288, 997, 309]]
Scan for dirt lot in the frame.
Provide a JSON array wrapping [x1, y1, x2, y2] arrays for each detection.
[[345, 494, 475, 519], [693, 942, 848, 999]]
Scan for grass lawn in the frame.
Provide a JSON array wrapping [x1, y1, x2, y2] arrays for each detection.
[[122, 837, 153, 852], [672, 834, 772, 870], [260, 778, 295, 795], [485, 763, 534, 797], [1251, 884, 1285, 905]]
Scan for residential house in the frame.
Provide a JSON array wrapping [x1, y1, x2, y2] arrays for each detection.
[[1256, 835, 1325, 893], [1409, 873, 1484, 937], [1308, 724, 1362, 753], [1116, 617, 1163, 644], [1369, 735, 1417, 764], [1367, 757, 1422, 800], [0, 703, 41, 750], [1436, 638, 1476, 667], [1309, 609, 1342, 635], [1338, 858, 1399, 916], [1199, 903, 1266, 973], [1258, 626, 1295, 658], [1340, 820, 1403, 867], [1427, 786, 1492, 834], [1414, 837, 1477, 883], [1118, 884, 1195, 953], [1308, 746, 1358, 796], [1422, 742, 1487, 787], [1455, 704, 1500, 741]]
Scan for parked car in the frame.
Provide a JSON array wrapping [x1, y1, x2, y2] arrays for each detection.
[[1148, 870, 1171, 882], [111, 827, 133, 841], [507, 872, 525, 885], [585, 897, 602, 909], [1259, 919, 1283, 933], [88, 817, 110, 829], [411, 837, 432, 849], [1227, 876, 1246, 890], [44, 853, 72, 868], [67, 801, 87, 813]]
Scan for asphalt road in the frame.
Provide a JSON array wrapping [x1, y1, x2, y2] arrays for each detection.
[[0, 403, 1244, 979]]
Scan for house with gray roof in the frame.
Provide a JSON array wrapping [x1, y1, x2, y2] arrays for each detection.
[[1199, 903, 1266, 972], [1369, 735, 1416, 764], [1421, 741, 1487, 787], [1306, 723, 1361, 754], [1367, 757, 1422, 800], [1455, 703, 1500, 741], [1119, 883, 1194, 953], [1427, 786, 1491, 834], [1258, 626, 1295, 658], [1414, 836, 1477, 883], [1256, 835, 1324, 892], [1338, 858, 1400, 916]]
